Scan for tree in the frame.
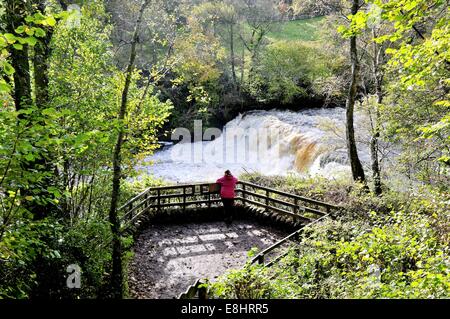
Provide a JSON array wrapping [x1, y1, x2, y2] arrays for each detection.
[[49, 1, 118, 221], [2, 0, 62, 221], [356, 0, 450, 186], [368, 25, 387, 195], [353, 4, 393, 195], [192, 2, 239, 88], [341, 0, 366, 184], [4, 0, 32, 111], [251, 40, 332, 105], [235, 0, 282, 79], [33, 0, 53, 109], [108, 0, 150, 299], [372, 0, 449, 168], [1, 0, 171, 298]]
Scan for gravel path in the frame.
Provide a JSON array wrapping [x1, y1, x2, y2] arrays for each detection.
[[129, 220, 287, 299]]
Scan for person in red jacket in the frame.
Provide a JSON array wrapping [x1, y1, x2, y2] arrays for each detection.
[[216, 170, 238, 225]]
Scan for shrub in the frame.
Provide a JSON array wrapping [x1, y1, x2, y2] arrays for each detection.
[[209, 174, 450, 299]]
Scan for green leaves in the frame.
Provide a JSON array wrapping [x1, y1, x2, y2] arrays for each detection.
[[3, 33, 17, 44], [338, 12, 368, 38], [360, 0, 450, 173], [0, 13, 57, 94], [15, 26, 26, 34], [0, 16, 54, 92], [24, 153, 36, 162], [45, 16, 57, 27], [15, 26, 46, 38], [0, 79, 11, 92], [25, 12, 58, 28], [24, 36, 37, 46], [34, 28, 46, 38], [12, 43, 23, 50], [0, 219, 66, 298], [3, 62, 15, 75]]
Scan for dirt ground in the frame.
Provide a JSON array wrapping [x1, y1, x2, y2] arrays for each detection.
[[128, 220, 287, 299]]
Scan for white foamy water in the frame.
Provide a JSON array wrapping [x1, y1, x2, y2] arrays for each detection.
[[138, 108, 370, 183]]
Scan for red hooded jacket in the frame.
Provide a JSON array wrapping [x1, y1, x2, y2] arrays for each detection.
[[216, 175, 238, 199]]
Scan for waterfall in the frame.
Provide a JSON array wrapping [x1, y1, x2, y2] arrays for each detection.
[[140, 108, 367, 182]]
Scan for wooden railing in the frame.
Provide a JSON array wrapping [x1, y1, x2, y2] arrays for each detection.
[[237, 181, 338, 221], [115, 180, 342, 299], [250, 213, 333, 267], [178, 279, 207, 299], [118, 182, 222, 231], [117, 181, 341, 232]]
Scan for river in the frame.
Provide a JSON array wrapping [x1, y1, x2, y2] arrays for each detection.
[[138, 108, 371, 183]]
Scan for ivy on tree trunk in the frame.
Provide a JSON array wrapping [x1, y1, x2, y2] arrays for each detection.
[[5, 0, 32, 111], [345, 0, 366, 184]]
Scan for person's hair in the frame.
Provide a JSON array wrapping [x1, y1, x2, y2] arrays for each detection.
[[225, 170, 231, 176]]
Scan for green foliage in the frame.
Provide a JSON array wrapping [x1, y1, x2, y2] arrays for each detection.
[[209, 263, 272, 299], [1, 1, 172, 298], [351, 0, 449, 172], [172, 22, 225, 118], [335, 0, 449, 183], [370, 1, 449, 163], [59, 219, 112, 298], [0, 8, 72, 93], [0, 105, 63, 223], [338, 11, 369, 38], [250, 40, 334, 104], [210, 175, 450, 299], [0, 219, 64, 298]]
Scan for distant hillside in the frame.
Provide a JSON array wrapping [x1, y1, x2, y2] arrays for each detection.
[[267, 16, 325, 42]]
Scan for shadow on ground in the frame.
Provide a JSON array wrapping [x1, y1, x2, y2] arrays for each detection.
[[129, 220, 287, 299]]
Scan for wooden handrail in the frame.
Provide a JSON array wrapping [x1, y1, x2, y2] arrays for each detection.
[[238, 181, 341, 211], [116, 180, 341, 233], [239, 189, 326, 216], [250, 213, 333, 266], [178, 279, 207, 299]]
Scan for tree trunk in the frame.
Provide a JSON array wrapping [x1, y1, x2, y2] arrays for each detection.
[[370, 29, 384, 196], [345, 0, 366, 183], [32, 1, 58, 221], [240, 45, 245, 86], [370, 126, 381, 194], [5, 0, 53, 221], [34, 12, 53, 108], [230, 23, 237, 88], [5, 0, 32, 111], [108, 0, 149, 299]]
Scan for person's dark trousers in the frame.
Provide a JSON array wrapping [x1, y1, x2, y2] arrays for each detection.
[[221, 198, 234, 225]]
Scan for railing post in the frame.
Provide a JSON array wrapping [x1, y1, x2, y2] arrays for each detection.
[[198, 286, 208, 300], [208, 187, 211, 208], [128, 203, 133, 221], [144, 192, 148, 210], [157, 189, 161, 212], [265, 190, 269, 212], [294, 198, 298, 215], [183, 186, 186, 211], [242, 183, 246, 206], [258, 254, 264, 265]]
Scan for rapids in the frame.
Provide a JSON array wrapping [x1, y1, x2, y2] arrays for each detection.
[[138, 108, 370, 183]]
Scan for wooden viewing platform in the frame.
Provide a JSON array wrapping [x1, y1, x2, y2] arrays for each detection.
[[116, 181, 342, 299]]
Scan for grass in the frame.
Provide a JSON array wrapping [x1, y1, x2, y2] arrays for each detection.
[[267, 16, 325, 42], [220, 16, 325, 56]]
